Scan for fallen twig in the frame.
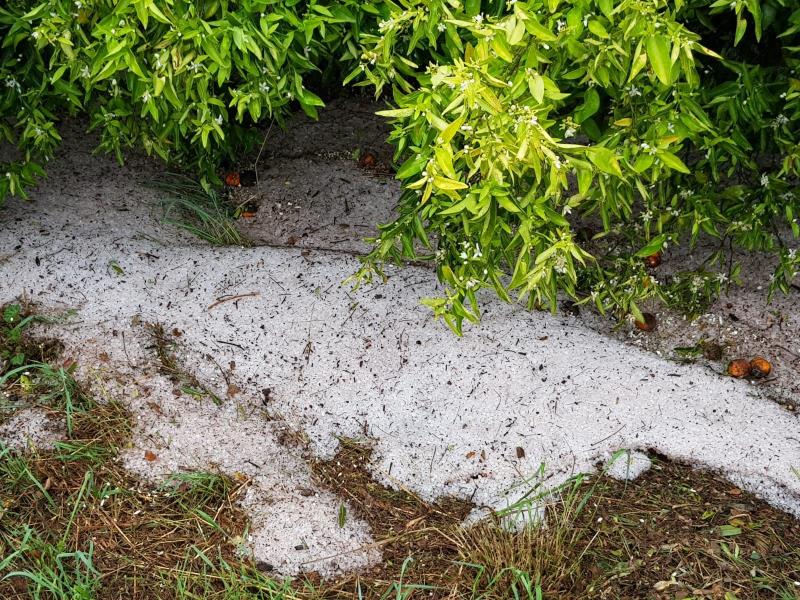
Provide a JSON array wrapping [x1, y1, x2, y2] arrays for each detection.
[[207, 292, 260, 311]]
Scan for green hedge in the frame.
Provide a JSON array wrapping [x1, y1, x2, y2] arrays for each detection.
[[2, 0, 799, 331]]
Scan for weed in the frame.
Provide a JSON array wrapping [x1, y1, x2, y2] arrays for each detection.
[[0, 304, 62, 374], [151, 174, 251, 247], [1, 362, 93, 436]]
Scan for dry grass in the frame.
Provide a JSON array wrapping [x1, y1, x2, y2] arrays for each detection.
[[0, 311, 282, 599], [312, 440, 800, 599], [309, 438, 472, 595], [0, 385, 265, 598]]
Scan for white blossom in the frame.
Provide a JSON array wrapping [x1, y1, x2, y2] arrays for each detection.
[[4, 77, 21, 93], [773, 114, 789, 127]]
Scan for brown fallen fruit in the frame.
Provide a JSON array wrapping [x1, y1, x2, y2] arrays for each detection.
[[727, 359, 751, 378], [634, 312, 657, 332], [749, 356, 772, 378], [644, 251, 663, 268], [358, 151, 377, 168]]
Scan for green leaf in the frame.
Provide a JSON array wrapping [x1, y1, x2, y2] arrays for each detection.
[[492, 37, 514, 62], [734, 18, 747, 46], [588, 19, 609, 38], [530, 73, 544, 103], [635, 234, 667, 257], [575, 88, 600, 123], [433, 176, 468, 190], [645, 35, 673, 85], [598, 0, 614, 19], [396, 156, 425, 180], [440, 115, 465, 144], [376, 108, 414, 118], [719, 525, 742, 537], [51, 65, 69, 84], [587, 147, 623, 177], [524, 18, 557, 42], [657, 150, 690, 173]]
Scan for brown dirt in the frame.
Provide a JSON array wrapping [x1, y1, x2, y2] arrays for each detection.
[[309, 438, 473, 595]]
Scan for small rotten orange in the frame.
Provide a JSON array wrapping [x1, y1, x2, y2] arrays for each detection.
[[727, 359, 751, 378], [749, 356, 772, 378], [634, 312, 657, 332], [358, 151, 377, 168], [225, 172, 241, 187], [644, 251, 663, 268]]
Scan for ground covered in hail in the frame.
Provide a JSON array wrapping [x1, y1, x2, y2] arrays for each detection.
[[0, 99, 798, 598]]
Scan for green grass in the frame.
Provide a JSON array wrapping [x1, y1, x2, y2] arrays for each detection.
[[0, 362, 93, 437], [151, 173, 251, 247]]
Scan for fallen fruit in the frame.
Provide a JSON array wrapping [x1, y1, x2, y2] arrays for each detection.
[[358, 151, 377, 168], [635, 312, 657, 331], [749, 356, 772, 378], [644, 251, 663, 268], [225, 172, 241, 187], [727, 359, 751, 378]]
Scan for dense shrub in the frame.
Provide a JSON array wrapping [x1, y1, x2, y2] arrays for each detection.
[[0, 0, 361, 192], [2, 0, 799, 332]]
